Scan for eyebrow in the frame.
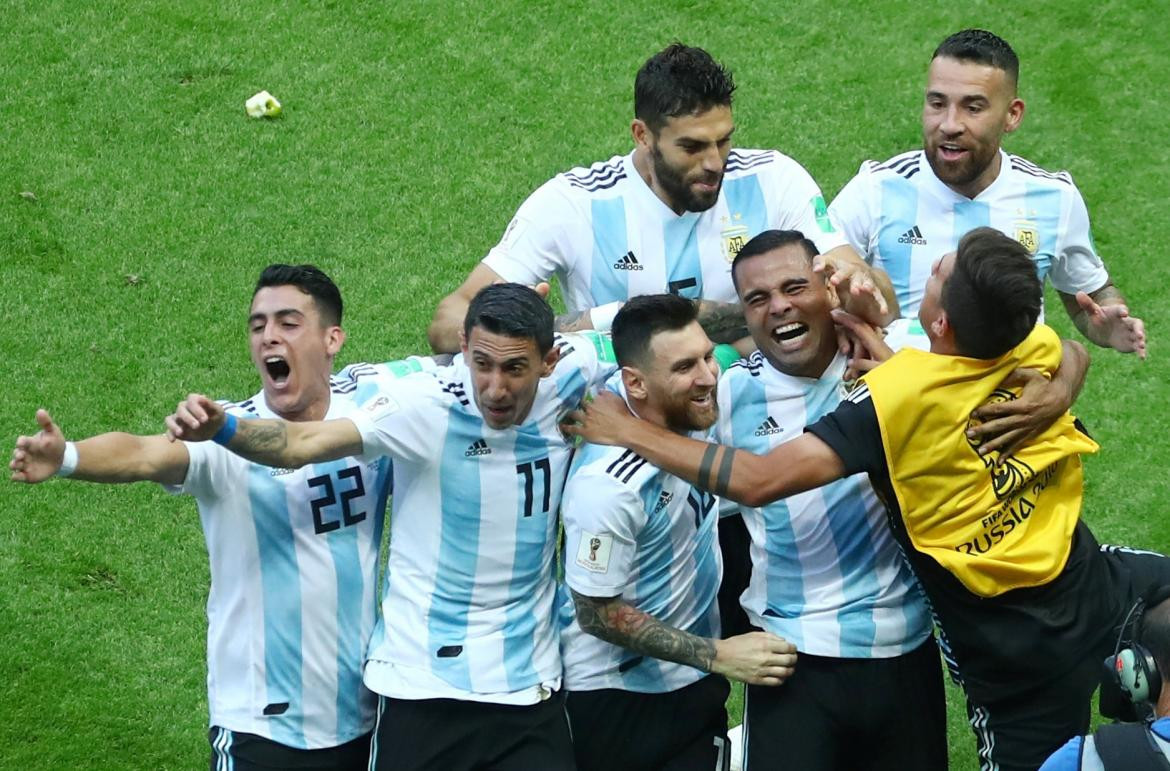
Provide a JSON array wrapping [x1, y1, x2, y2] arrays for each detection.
[[677, 126, 736, 146], [249, 308, 305, 325]]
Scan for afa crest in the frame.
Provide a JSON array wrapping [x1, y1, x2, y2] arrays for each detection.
[[721, 224, 749, 262], [1015, 226, 1039, 254]]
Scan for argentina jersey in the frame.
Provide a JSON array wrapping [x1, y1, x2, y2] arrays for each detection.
[[829, 149, 1109, 316], [483, 149, 846, 314], [354, 332, 617, 703], [715, 352, 930, 658], [170, 369, 400, 750], [560, 379, 722, 694]]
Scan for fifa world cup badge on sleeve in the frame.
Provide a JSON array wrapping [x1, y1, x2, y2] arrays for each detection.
[[576, 531, 614, 574], [363, 394, 400, 419]]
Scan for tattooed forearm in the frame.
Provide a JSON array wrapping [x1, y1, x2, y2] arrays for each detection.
[[229, 419, 291, 466], [555, 310, 594, 333], [572, 590, 716, 672], [714, 446, 735, 497], [696, 300, 748, 344]]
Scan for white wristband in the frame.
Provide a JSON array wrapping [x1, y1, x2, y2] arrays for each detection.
[[57, 441, 79, 477], [588, 301, 623, 333]]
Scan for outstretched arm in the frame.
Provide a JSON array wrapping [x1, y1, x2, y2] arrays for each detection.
[[571, 590, 796, 686], [11, 409, 189, 486], [428, 263, 507, 353], [562, 392, 846, 508], [165, 394, 363, 468], [1059, 285, 1146, 357]]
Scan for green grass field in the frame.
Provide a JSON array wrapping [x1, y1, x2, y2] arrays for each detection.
[[2, 1, 1168, 767]]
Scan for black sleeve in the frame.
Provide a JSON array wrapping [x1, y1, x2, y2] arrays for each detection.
[[805, 393, 887, 477]]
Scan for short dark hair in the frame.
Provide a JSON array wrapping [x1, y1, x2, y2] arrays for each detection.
[[941, 227, 1041, 359], [1141, 595, 1170, 685], [612, 293, 700, 368], [634, 43, 736, 132], [254, 264, 343, 326], [933, 29, 1019, 86], [463, 283, 555, 355], [730, 229, 818, 291]]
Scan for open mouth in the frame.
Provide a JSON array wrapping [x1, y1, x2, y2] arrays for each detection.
[[939, 143, 967, 161], [691, 392, 714, 407], [265, 356, 291, 385], [772, 322, 808, 343]]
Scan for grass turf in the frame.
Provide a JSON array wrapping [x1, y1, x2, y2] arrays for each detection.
[[2, 1, 1168, 767]]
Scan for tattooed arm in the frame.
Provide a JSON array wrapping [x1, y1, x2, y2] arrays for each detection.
[[571, 589, 796, 685], [555, 308, 595, 334], [696, 300, 749, 345], [165, 394, 363, 468]]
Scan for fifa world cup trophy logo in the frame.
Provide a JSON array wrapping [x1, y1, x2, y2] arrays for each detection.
[[588, 537, 601, 561]]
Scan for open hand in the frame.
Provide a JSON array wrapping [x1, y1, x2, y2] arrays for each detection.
[[10, 409, 66, 483]]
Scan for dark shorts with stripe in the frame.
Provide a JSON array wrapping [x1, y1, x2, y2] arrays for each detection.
[[207, 727, 370, 771], [743, 636, 946, 771], [367, 691, 574, 771], [566, 674, 731, 771]]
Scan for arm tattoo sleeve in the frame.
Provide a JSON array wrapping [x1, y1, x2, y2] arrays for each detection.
[[696, 300, 749, 344], [230, 419, 290, 465], [698, 443, 719, 492], [555, 310, 593, 333], [714, 446, 736, 497], [572, 590, 716, 672]]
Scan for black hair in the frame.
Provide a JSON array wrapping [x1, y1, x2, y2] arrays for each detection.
[[933, 29, 1020, 86], [254, 264, 343, 326], [634, 43, 736, 132], [730, 229, 818, 291], [942, 227, 1041, 359], [611, 293, 700, 368], [463, 283, 555, 355]]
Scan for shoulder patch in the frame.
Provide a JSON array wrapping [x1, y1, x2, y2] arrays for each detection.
[[575, 531, 614, 574]]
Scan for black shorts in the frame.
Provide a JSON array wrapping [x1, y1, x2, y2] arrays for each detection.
[[566, 674, 731, 771], [743, 637, 946, 771], [207, 727, 370, 771], [962, 543, 1170, 771], [718, 512, 753, 639], [367, 691, 573, 771]]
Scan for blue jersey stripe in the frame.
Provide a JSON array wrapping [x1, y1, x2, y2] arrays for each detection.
[[952, 199, 990, 247], [248, 465, 306, 748], [427, 408, 482, 691], [1025, 183, 1063, 283], [876, 179, 919, 311], [722, 175, 770, 246], [590, 198, 629, 304], [503, 422, 552, 690]]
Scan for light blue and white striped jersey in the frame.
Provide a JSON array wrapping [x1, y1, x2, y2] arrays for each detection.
[[169, 358, 429, 750], [715, 352, 931, 658], [560, 379, 722, 693], [483, 149, 846, 313], [829, 149, 1109, 315], [353, 332, 617, 704]]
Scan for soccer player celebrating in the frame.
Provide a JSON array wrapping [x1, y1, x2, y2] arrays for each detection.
[[165, 283, 617, 771], [10, 265, 427, 771], [560, 294, 796, 771], [566, 228, 1170, 770], [428, 42, 896, 354], [830, 29, 1146, 357]]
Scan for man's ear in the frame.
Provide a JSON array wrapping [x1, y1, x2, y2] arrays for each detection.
[[621, 365, 648, 401], [931, 310, 951, 341], [459, 329, 469, 357], [325, 326, 346, 357], [540, 344, 561, 377], [1004, 97, 1025, 134], [631, 118, 652, 151]]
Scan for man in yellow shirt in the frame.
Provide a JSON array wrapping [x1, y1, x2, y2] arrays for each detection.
[[567, 227, 1170, 771]]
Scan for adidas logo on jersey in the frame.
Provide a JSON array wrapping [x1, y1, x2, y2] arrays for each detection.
[[613, 251, 643, 271], [754, 416, 783, 436], [897, 226, 927, 246], [269, 467, 296, 477], [464, 439, 491, 457], [652, 491, 674, 515]]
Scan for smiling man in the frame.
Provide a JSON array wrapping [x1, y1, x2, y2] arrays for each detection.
[[10, 264, 432, 771], [560, 294, 797, 771], [428, 43, 893, 355], [830, 29, 1145, 357], [715, 231, 944, 770], [165, 283, 617, 771]]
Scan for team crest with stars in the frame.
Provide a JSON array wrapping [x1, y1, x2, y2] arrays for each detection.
[[1013, 209, 1039, 254], [721, 212, 749, 262]]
